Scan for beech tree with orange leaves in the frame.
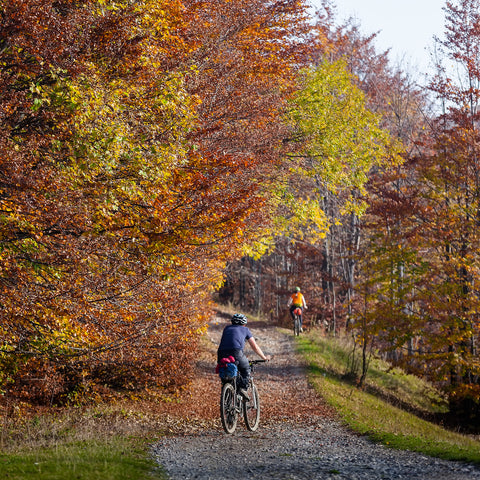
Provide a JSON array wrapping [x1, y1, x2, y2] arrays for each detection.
[[0, 0, 317, 405]]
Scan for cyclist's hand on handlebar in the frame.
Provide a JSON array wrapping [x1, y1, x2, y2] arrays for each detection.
[[264, 354, 272, 362]]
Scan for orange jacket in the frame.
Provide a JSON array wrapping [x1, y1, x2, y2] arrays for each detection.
[[288, 292, 307, 308]]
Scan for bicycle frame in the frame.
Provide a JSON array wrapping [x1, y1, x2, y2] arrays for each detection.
[[219, 359, 265, 434]]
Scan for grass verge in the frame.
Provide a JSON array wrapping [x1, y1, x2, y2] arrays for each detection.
[[295, 329, 480, 465], [0, 405, 175, 480], [0, 435, 165, 480], [0, 436, 165, 480]]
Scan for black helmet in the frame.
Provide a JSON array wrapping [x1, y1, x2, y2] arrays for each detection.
[[231, 313, 248, 325]]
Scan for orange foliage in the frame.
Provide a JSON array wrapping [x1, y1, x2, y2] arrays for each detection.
[[0, 0, 317, 405]]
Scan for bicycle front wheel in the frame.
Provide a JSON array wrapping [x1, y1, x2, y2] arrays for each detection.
[[243, 383, 260, 431], [220, 382, 238, 434]]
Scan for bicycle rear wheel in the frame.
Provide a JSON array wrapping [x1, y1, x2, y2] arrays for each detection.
[[220, 382, 238, 434], [243, 383, 260, 431], [294, 315, 300, 336]]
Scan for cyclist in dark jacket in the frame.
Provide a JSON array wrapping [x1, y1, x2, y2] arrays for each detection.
[[217, 313, 271, 398]]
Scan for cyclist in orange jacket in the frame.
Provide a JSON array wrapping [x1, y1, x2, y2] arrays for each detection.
[[287, 286, 307, 331]]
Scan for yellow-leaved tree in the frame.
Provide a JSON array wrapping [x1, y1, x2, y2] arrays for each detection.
[[0, 0, 317, 405]]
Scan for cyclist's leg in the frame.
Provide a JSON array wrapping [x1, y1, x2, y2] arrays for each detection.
[[289, 305, 296, 332], [234, 351, 251, 389]]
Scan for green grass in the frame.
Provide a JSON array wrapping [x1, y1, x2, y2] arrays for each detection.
[[0, 436, 165, 480], [295, 329, 480, 465], [296, 330, 447, 416], [0, 408, 168, 480]]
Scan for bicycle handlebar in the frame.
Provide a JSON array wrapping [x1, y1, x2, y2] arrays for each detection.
[[249, 359, 269, 365]]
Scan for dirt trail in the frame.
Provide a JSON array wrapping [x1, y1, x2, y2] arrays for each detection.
[[151, 314, 480, 480], [206, 315, 333, 423]]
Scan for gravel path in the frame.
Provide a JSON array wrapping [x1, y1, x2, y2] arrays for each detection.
[[152, 317, 480, 479]]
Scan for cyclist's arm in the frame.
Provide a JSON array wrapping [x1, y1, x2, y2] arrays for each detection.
[[247, 337, 271, 361]]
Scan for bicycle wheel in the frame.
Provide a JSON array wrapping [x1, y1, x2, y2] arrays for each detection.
[[294, 315, 300, 336], [220, 382, 238, 434], [243, 383, 260, 431]]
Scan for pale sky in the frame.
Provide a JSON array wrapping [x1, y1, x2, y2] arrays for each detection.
[[310, 0, 447, 77]]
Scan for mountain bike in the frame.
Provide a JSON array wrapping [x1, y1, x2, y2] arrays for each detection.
[[293, 307, 302, 336], [219, 359, 266, 434]]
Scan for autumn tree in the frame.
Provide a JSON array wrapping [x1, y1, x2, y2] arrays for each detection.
[[352, 0, 480, 426], [0, 0, 317, 405], [220, 54, 401, 330], [0, 0, 203, 403], [413, 0, 480, 418]]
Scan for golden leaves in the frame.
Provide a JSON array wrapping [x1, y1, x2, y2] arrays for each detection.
[[0, 0, 320, 406]]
